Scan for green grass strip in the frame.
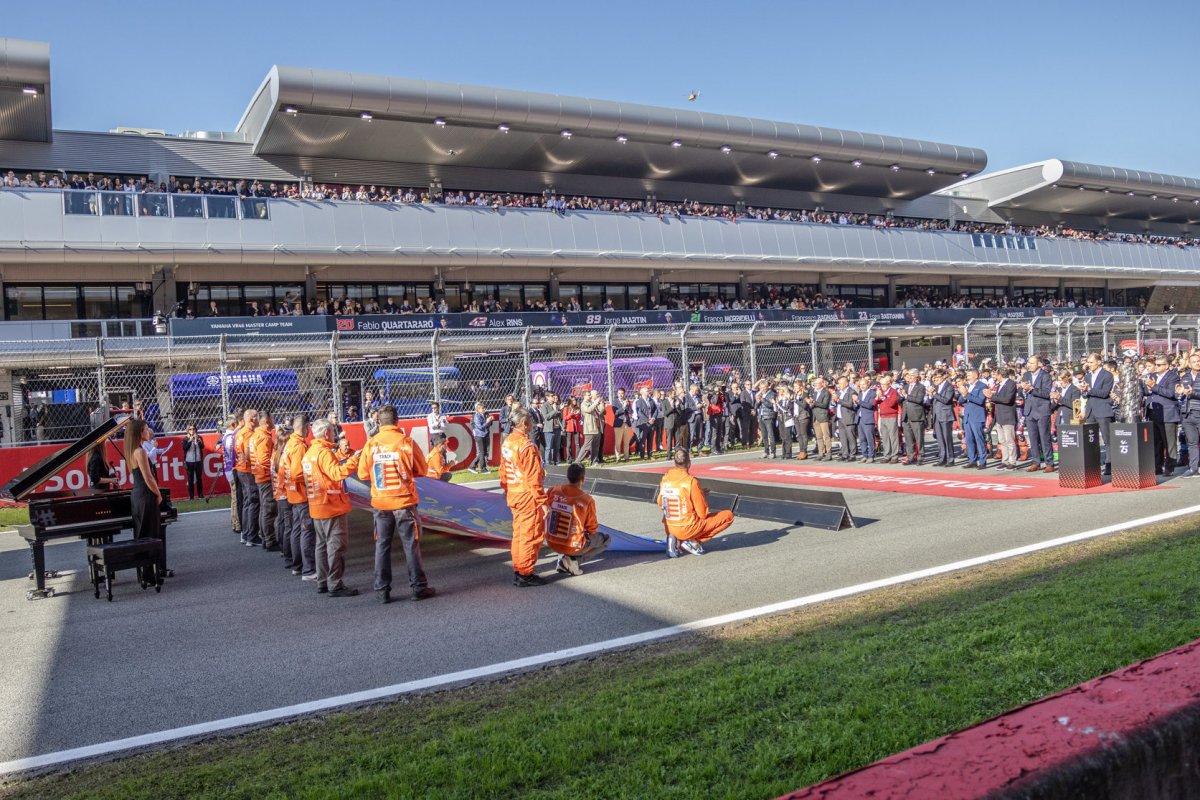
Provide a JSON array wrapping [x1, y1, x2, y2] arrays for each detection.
[[6, 517, 1200, 800]]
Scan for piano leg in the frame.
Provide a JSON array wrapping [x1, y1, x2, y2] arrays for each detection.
[[25, 542, 56, 600]]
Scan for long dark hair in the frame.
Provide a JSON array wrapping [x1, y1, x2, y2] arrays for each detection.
[[123, 418, 147, 467]]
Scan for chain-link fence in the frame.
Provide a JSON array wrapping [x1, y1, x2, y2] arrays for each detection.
[[3, 315, 1195, 444]]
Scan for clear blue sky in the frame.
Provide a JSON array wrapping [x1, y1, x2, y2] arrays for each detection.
[[7, 0, 1198, 177]]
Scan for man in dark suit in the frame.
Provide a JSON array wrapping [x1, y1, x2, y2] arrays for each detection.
[[899, 370, 928, 464], [855, 377, 878, 462], [1179, 351, 1200, 478], [757, 383, 778, 459], [1143, 355, 1181, 474], [834, 376, 858, 461], [959, 369, 988, 469], [930, 369, 957, 466], [1083, 352, 1116, 474], [1021, 355, 1054, 473], [634, 387, 656, 461], [737, 382, 757, 449], [811, 378, 833, 460], [990, 368, 1019, 469]]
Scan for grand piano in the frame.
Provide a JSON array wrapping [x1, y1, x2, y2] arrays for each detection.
[[0, 415, 177, 599]]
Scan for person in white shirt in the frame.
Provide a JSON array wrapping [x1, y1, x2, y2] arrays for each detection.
[[427, 402, 447, 439]]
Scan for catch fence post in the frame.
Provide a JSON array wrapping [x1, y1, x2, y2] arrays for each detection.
[[95, 338, 106, 410], [431, 328, 442, 405], [605, 325, 616, 405], [218, 334, 230, 421], [680, 323, 691, 385], [521, 328, 532, 406], [329, 330, 341, 417], [748, 321, 761, 382]]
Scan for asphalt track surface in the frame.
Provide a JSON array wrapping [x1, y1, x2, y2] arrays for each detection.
[[0, 451, 1196, 766]]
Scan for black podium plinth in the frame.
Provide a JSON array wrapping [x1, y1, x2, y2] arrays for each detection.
[[1111, 422, 1156, 489], [1058, 423, 1102, 489]]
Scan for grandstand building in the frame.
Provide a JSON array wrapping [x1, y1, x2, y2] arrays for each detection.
[[1, 36, 1199, 323]]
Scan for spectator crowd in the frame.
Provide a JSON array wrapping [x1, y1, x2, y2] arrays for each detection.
[[6, 167, 1199, 250]]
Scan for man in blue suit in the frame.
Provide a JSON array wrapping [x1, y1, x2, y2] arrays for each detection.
[[930, 369, 958, 466], [1142, 355, 1181, 474], [959, 369, 989, 468], [855, 377, 878, 462], [1020, 355, 1054, 473], [1083, 353, 1116, 474]]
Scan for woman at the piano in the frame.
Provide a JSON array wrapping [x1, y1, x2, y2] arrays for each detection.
[[125, 419, 163, 541], [87, 443, 117, 490]]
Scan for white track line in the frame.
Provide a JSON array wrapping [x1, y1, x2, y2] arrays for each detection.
[[3, 501, 1199, 777]]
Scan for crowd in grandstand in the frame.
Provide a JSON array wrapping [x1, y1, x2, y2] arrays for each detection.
[[5, 167, 1199, 249]]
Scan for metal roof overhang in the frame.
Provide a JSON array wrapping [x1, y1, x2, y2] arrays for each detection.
[[939, 159, 1200, 225], [0, 39, 51, 143], [236, 66, 987, 200]]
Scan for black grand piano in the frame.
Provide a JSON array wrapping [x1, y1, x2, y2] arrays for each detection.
[[0, 415, 177, 599]]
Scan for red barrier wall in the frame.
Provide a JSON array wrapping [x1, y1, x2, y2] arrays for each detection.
[[782, 639, 1200, 799], [0, 415, 502, 499]]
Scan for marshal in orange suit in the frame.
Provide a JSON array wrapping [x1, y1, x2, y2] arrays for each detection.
[[655, 449, 735, 557], [500, 407, 549, 587]]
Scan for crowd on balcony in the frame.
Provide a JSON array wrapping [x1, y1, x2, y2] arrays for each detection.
[[5, 166, 1200, 249]]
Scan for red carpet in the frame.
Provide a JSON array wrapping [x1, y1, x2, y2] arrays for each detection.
[[637, 461, 1165, 501]]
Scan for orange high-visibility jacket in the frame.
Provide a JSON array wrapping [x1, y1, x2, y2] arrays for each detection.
[[302, 439, 361, 519], [544, 483, 598, 555], [656, 467, 708, 533], [250, 425, 275, 484], [426, 447, 451, 479], [356, 425, 426, 511], [500, 430, 546, 506], [234, 425, 255, 473], [282, 433, 309, 505]]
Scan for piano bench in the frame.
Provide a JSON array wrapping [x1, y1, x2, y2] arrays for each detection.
[[86, 538, 165, 602]]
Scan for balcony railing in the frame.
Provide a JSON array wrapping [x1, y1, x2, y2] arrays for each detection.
[[62, 189, 269, 220]]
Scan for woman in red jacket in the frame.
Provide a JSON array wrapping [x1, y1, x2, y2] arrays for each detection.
[[562, 397, 581, 462]]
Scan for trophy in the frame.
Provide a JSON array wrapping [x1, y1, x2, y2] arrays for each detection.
[[1070, 396, 1088, 425], [1118, 362, 1142, 425]]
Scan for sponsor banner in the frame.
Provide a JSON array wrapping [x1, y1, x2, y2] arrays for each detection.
[[169, 307, 1133, 338], [649, 462, 1162, 501], [169, 316, 330, 337]]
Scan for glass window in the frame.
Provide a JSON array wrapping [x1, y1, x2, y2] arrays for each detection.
[[82, 286, 117, 319], [172, 194, 204, 218], [116, 286, 139, 318], [243, 285, 273, 315], [5, 286, 41, 320], [100, 192, 134, 217], [139, 193, 171, 218], [581, 284, 603, 311], [43, 286, 79, 320], [239, 197, 269, 220], [497, 284, 523, 310], [629, 284, 648, 310], [604, 285, 627, 309], [63, 191, 98, 216], [523, 284, 547, 307], [206, 195, 237, 219], [558, 284, 580, 305]]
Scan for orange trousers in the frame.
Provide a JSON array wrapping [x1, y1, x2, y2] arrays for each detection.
[[668, 510, 735, 542], [508, 494, 545, 576]]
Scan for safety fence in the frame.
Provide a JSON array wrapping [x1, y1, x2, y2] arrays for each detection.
[[964, 314, 1200, 368], [2, 315, 1196, 444]]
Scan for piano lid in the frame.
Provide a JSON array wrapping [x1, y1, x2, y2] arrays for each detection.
[[0, 415, 131, 502]]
